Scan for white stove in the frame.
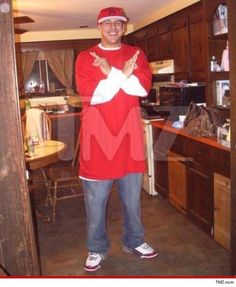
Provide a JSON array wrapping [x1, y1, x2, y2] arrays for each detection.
[[142, 118, 162, 196]]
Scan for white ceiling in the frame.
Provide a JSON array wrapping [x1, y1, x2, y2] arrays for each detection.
[[13, 0, 188, 33]]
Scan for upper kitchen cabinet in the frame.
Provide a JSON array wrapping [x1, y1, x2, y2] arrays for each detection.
[[203, 0, 229, 108], [171, 2, 206, 83], [171, 13, 190, 81], [158, 18, 172, 60], [128, 28, 148, 56], [145, 22, 159, 62], [189, 4, 208, 82]]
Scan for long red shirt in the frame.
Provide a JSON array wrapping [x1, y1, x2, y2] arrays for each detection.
[[75, 43, 152, 179]]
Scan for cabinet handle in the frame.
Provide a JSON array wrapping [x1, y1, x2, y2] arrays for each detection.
[[196, 151, 203, 155]]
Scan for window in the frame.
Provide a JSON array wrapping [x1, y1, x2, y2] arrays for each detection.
[[24, 52, 66, 94]]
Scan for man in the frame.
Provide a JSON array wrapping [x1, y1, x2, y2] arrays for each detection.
[[75, 6, 157, 272]]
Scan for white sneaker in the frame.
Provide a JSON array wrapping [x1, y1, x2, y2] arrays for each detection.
[[84, 252, 106, 272], [123, 242, 158, 259]]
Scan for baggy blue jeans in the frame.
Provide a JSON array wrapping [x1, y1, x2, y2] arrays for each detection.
[[82, 173, 145, 255]]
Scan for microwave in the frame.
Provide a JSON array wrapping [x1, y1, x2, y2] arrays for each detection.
[[159, 84, 206, 120]]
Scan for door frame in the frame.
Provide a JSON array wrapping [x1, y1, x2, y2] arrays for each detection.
[[0, 0, 40, 275]]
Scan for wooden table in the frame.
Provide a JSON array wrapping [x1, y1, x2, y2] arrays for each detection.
[[26, 140, 67, 170], [25, 140, 67, 222]]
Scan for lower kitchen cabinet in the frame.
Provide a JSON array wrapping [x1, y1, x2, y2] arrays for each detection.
[[214, 173, 231, 250], [187, 162, 213, 235], [168, 151, 187, 215], [153, 149, 168, 198], [151, 120, 230, 247], [152, 127, 169, 198]]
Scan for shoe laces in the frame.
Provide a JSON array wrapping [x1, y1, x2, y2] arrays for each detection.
[[140, 243, 151, 250], [88, 253, 104, 261]]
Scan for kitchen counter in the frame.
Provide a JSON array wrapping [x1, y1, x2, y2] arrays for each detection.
[[151, 119, 230, 152]]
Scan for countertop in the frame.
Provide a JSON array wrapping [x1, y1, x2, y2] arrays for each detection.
[[151, 120, 230, 152]]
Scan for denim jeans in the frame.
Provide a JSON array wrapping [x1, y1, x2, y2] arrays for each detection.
[[82, 173, 145, 255]]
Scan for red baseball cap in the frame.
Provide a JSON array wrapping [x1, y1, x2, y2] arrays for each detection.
[[97, 7, 128, 24]]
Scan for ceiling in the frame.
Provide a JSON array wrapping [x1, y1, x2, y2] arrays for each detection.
[[12, 0, 185, 33]]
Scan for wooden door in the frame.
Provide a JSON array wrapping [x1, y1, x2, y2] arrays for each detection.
[[0, 0, 40, 275], [187, 163, 213, 235], [168, 151, 187, 215]]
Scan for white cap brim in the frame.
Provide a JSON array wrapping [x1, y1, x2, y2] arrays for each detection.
[[98, 16, 128, 23]]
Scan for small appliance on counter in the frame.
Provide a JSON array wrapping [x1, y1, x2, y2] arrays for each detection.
[[159, 83, 206, 120], [140, 88, 170, 120]]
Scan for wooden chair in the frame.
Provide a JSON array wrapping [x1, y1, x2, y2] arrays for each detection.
[[45, 134, 82, 221], [22, 108, 52, 187]]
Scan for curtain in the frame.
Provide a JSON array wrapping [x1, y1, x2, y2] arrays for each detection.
[[16, 51, 38, 93], [44, 49, 74, 94]]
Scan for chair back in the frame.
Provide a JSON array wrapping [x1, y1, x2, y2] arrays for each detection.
[[71, 132, 80, 167], [22, 108, 52, 143]]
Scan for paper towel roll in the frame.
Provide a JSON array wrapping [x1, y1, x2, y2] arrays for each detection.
[[221, 48, 229, 71]]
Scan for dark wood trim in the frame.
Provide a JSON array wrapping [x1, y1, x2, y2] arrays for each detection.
[[228, 0, 236, 276]]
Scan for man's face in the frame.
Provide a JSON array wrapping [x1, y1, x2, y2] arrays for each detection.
[[98, 19, 125, 48]]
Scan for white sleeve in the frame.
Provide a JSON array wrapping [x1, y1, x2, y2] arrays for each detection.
[[91, 67, 127, 105], [121, 75, 148, 97]]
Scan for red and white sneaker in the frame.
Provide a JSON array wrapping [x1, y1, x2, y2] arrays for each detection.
[[84, 252, 106, 272], [123, 242, 158, 259]]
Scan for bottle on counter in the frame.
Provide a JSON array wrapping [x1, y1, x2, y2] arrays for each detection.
[[210, 56, 217, 72], [26, 135, 35, 156], [25, 97, 31, 110]]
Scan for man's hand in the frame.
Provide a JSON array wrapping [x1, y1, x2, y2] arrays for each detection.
[[122, 50, 140, 78], [90, 52, 111, 76]]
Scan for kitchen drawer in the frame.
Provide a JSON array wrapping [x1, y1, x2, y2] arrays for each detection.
[[185, 139, 212, 168]]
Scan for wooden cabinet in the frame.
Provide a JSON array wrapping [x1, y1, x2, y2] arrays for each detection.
[[168, 151, 187, 214], [152, 128, 169, 198], [131, 28, 148, 56], [158, 19, 172, 60], [172, 14, 190, 81], [146, 22, 159, 62], [214, 173, 231, 250], [151, 120, 230, 243], [203, 0, 229, 108], [189, 5, 207, 82], [187, 161, 214, 235]]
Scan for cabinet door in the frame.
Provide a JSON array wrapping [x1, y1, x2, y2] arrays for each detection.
[[172, 15, 190, 80], [187, 163, 213, 235], [189, 8, 207, 82], [214, 173, 231, 250], [168, 151, 187, 214], [133, 28, 148, 55], [146, 23, 158, 61], [152, 128, 169, 198], [158, 20, 172, 60]]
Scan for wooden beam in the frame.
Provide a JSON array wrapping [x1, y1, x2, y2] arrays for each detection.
[[0, 0, 40, 275]]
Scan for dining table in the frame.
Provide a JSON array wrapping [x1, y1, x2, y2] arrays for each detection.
[[25, 140, 67, 222], [25, 140, 67, 170]]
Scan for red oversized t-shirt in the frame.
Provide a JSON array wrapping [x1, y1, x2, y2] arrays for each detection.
[[75, 43, 152, 179]]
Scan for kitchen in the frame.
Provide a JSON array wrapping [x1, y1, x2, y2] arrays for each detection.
[[1, 1, 234, 280]]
